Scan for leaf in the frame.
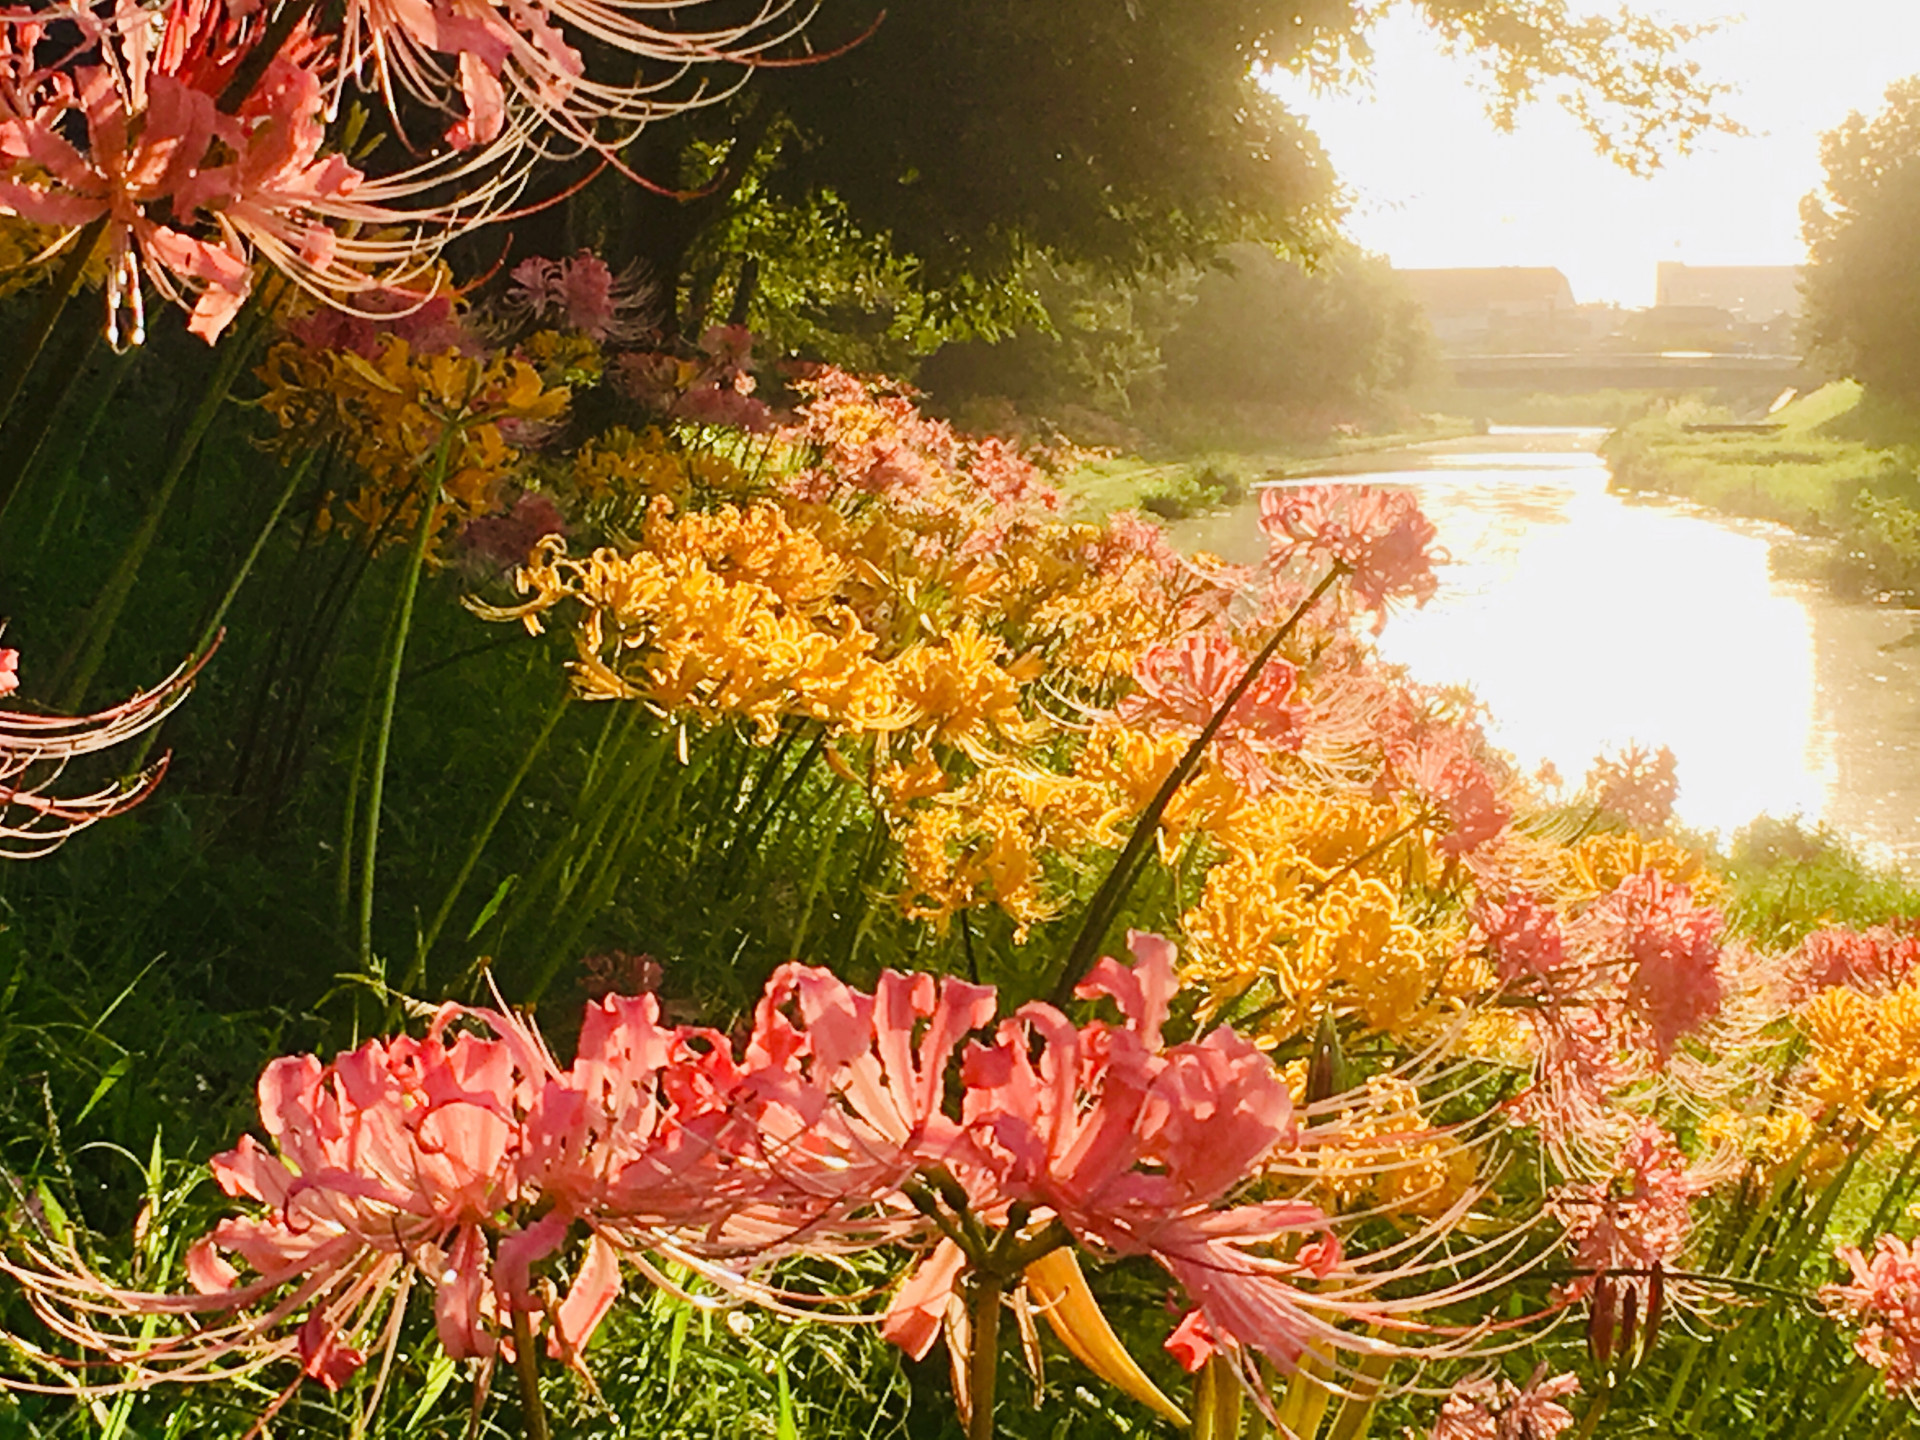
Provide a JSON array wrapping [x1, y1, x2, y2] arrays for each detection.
[[74, 1056, 131, 1125], [775, 1356, 798, 1440], [1024, 1248, 1188, 1427], [1324, 1346, 1395, 1440], [466, 875, 519, 940], [666, 1298, 692, 1392], [407, 1351, 458, 1429], [33, 1181, 69, 1247]]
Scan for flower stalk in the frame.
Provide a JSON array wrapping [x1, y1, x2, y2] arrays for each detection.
[[511, 1307, 551, 1440], [0, 217, 106, 461], [409, 687, 571, 991], [357, 435, 453, 973], [1048, 563, 1344, 1007], [53, 293, 273, 710], [965, 1270, 1003, 1440]]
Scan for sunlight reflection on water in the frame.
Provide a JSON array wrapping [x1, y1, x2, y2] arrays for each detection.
[[1180, 429, 1920, 863]]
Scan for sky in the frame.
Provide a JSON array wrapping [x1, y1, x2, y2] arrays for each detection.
[[1268, 0, 1920, 308]]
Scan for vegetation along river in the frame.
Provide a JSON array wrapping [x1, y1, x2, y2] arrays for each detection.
[[1177, 426, 1920, 865]]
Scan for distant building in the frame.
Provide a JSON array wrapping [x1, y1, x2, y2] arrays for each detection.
[[1654, 263, 1801, 326], [1396, 267, 1579, 353]]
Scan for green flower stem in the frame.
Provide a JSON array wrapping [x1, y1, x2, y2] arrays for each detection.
[[692, 729, 756, 863], [0, 216, 105, 456], [1681, 1136, 1871, 1431], [54, 294, 271, 710], [1766, 1137, 1870, 1282], [511, 1307, 552, 1440], [1324, 1349, 1393, 1440], [788, 787, 855, 959], [1828, 1366, 1877, 1436], [577, 698, 632, 798], [717, 726, 827, 892], [1191, 1355, 1242, 1440], [27, 347, 137, 559], [484, 710, 657, 955], [1859, 1131, 1920, 1246], [546, 725, 699, 923], [337, 665, 382, 929], [829, 808, 892, 971], [123, 450, 319, 774], [965, 1271, 1003, 1440], [524, 736, 707, 1002], [1047, 564, 1343, 1008], [410, 687, 571, 992], [0, 320, 97, 536], [1190, 1358, 1221, 1440], [357, 438, 451, 974], [1661, 1128, 1822, 1419], [1568, 1374, 1611, 1440]]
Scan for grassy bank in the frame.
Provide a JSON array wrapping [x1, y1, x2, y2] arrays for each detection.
[[1057, 417, 1475, 520], [1603, 382, 1920, 598]]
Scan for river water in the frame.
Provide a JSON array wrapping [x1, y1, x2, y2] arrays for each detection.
[[1176, 427, 1920, 866]]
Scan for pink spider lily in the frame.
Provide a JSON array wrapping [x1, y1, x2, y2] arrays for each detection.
[[1590, 870, 1725, 1066], [1477, 871, 1727, 1164], [0, 935, 1552, 1424], [503, 250, 654, 341], [0, 2, 533, 345], [834, 935, 1549, 1403], [723, 934, 1351, 1373], [0, 991, 773, 1406], [1585, 742, 1679, 831], [951, 938, 1334, 1358], [1393, 724, 1513, 859], [328, 0, 812, 159], [1550, 1119, 1706, 1345], [615, 325, 777, 432], [1260, 483, 1441, 626], [1784, 922, 1920, 1002], [1117, 632, 1311, 786], [1431, 1364, 1581, 1440], [1823, 1233, 1920, 1397], [0, 646, 205, 857], [1478, 892, 1632, 1150]]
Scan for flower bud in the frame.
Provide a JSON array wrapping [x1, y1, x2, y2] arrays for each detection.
[[1587, 1273, 1617, 1367]]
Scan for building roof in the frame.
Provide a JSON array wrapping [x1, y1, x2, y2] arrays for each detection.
[[1396, 267, 1578, 316], [1655, 264, 1801, 323]]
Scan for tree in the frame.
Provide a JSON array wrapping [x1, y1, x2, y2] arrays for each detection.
[[1159, 243, 1436, 422], [557, 0, 1732, 341], [1802, 79, 1920, 409], [915, 244, 1435, 441]]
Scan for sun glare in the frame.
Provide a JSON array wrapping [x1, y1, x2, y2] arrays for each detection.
[[1267, 0, 1920, 306]]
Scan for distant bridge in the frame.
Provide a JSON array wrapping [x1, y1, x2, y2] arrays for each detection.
[[1445, 352, 1812, 393]]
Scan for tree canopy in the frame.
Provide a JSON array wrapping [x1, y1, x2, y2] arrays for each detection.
[[1802, 78, 1920, 409], [562, 0, 1731, 342]]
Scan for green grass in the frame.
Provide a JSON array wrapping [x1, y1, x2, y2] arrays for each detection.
[[1602, 382, 1920, 596], [1712, 813, 1920, 947], [1053, 422, 1474, 521]]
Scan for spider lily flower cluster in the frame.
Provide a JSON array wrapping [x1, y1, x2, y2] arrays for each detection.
[[0, 0, 807, 344], [17, 248, 1920, 1436], [0, 935, 1534, 1421]]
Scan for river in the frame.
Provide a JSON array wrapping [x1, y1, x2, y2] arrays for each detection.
[[1175, 427, 1920, 866]]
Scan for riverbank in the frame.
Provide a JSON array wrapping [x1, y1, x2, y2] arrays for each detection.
[[1055, 417, 1476, 520], [1602, 382, 1920, 599]]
